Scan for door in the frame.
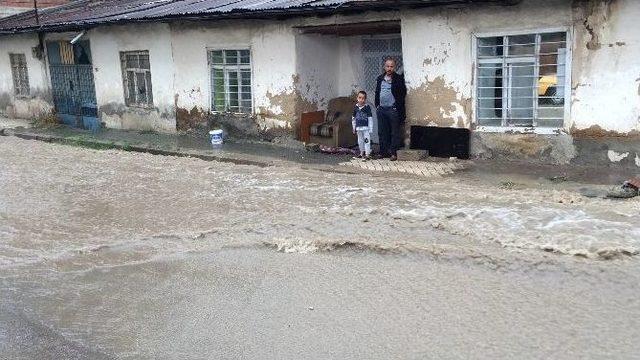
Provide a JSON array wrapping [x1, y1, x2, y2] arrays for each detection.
[[47, 40, 99, 131], [362, 36, 403, 144]]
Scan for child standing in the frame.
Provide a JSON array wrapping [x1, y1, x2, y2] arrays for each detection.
[[352, 91, 373, 160]]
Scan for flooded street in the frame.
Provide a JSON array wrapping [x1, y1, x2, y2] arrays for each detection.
[[1, 136, 639, 359]]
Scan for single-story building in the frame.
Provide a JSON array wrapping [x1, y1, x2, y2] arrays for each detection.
[[1, 0, 639, 166]]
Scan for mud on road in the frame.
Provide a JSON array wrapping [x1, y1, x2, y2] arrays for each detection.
[[0, 137, 639, 359]]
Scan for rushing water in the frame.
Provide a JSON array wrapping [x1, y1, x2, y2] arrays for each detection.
[[1, 137, 639, 359]]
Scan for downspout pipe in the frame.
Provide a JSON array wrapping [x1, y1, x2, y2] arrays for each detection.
[[33, 0, 45, 62]]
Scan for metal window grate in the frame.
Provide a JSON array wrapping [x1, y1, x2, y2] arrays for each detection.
[[362, 38, 403, 94], [120, 51, 153, 107], [10, 53, 30, 96], [476, 31, 568, 128], [208, 49, 252, 113]]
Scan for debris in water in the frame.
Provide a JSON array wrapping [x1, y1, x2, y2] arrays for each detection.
[[499, 181, 519, 190], [606, 177, 640, 199], [548, 175, 568, 183]]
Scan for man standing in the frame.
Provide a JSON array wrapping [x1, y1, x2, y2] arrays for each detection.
[[374, 57, 407, 161]]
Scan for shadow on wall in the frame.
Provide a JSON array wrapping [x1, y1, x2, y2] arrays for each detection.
[[0, 93, 10, 112], [0, 90, 55, 121]]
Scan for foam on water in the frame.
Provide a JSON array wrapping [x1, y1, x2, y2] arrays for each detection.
[[1, 135, 639, 270], [386, 201, 640, 259]]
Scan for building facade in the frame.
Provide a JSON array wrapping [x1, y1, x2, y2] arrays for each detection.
[[0, 0, 638, 167]]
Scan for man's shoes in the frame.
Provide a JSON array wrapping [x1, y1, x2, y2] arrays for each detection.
[[390, 155, 397, 161]]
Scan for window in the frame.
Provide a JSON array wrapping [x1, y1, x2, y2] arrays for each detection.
[[10, 53, 30, 96], [476, 31, 568, 128], [120, 51, 153, 107], [208, 49, 252, 113]]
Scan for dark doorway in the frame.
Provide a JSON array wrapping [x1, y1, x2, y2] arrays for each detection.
[[410, 126, 470, 159]]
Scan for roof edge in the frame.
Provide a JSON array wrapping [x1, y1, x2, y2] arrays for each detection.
[[0, 0, 521, 35]]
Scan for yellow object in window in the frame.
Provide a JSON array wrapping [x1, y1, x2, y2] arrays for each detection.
[[538, 75, 557, 96]]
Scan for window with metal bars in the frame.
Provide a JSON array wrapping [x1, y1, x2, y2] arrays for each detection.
[[208, 49, 252, 113], [120, 51, 153, 107], [476, 31, 568, 128], [10, 53, 30, 97]]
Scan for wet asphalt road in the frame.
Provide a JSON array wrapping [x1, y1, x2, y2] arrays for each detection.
[[1, 137, 639, 359]]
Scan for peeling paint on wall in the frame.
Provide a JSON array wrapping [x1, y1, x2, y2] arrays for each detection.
[[422, 43, 450, 66], [100, 102, 176, 133], [607, 149, 629, 162], [176, 106, 207, 132], [576, 0, 614, 51], [570, 0, 640, 135], [3, 96, 53, 120], [406, 76, 471, 128], [257, 87, 318, 137], [471, 132, 577, 164], [173, 104, 288, 140], [0, 90, 53, 120], [571, 124, 640, 138]]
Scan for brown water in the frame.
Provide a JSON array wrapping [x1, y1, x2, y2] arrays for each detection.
[[1, 137, 639, 359]]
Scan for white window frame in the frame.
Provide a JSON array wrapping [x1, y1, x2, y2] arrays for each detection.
[[472, 27, 572, 134], [207, 47, 254, 115], [9, 53, 30, 97], [120, 50, 154, 108]]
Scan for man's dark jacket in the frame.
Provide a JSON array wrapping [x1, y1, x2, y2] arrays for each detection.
[[374, 72, 407, 122]]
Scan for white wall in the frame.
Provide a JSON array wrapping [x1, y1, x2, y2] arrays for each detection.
[[169, 12, 397, 132], [0, 33, 52, 119], [296, 34, 381, 105], [295, 34, 339, 111], [400, 0, 640, 135], [571, 0, 640, 134], [295, 33, 368, 104], [170, 20, 299, 130], [1, 10, 400, 133], [337, 36, 365, 97], [87, 23, 176, 132], [401, 0, 572, 130]]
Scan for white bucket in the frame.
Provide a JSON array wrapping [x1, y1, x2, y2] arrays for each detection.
[[209, 129, 224, 147]]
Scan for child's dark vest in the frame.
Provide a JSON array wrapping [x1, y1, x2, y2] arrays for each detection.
[[353, 105, 372, 128]]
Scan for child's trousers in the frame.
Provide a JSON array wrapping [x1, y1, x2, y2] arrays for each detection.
[[356, 129, 371, 156]]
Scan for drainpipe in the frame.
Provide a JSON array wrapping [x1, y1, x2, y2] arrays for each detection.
[[33, 0, 49, 111], [33, 0, 40, 26]]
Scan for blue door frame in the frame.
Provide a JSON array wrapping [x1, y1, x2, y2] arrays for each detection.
[[47, 40, 99, 132]]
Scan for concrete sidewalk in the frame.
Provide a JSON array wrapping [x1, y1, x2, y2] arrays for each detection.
[[0, 118, 343, 167], [0, 118, 470, 179], [1, 118, 636, 189]]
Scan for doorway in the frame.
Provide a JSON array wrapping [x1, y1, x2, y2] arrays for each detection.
[[46, 40, 99, 131], [361, 35, 403, 144]]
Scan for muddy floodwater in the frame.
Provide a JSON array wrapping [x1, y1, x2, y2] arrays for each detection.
[[1, 137, 639, 359]]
